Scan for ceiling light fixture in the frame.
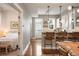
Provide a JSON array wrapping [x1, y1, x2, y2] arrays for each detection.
[[48, 6, 50, 21], [59, 6, 62, 29], [59, 6, 62, 21], [77, 19, 79, 22], [68, 6, 72, 10], [68, 6, 79, 13], [77, 9, 79, 13]]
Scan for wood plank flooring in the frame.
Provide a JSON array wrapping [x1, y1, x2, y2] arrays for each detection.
[[0, 49, 20, 56], [24, 39, 42, 56], [24, 39, 59, 56]]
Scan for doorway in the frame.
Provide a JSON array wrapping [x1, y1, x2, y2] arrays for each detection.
[[35, 18, 43, 39]]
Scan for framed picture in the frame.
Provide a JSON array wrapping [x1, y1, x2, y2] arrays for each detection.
[[10, 21, 19, 29]]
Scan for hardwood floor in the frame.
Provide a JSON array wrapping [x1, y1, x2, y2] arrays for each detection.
[[24, 39, 59, 56], [24, 39, 42, 56], [0, 49, 20, 56]]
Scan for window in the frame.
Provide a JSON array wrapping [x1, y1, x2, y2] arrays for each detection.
[[35, 18, 43, 38], [48, 18, 55, 29]]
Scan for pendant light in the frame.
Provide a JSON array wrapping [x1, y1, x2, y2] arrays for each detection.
[[72, 6, 74, 22], [59, 6, 62, 21], [77, 9, 79, 13], [48, 6, 50, 21], [59, 6, 62, 28], [68, 6, 72, 10], [72, 6, 74, 29]]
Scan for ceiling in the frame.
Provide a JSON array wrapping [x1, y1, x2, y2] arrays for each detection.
[[19, 3, 79, 17], [0, 3, 18, 12]]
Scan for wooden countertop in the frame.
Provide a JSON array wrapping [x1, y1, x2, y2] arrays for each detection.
[[57, 42, 79, 56]]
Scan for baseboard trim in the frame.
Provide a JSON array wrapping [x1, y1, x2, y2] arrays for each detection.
[[22, 41, 30, 56]]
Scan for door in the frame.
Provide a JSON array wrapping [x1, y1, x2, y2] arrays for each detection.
[[35, 18, 43, 39]]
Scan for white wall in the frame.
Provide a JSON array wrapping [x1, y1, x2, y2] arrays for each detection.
[[39, 15, 59, 32], [18, 5, 32, 50], [62, 13, 69, 31], [0, 11, 1, 26], [18, 4, 33, 52], [74, 10, 79, 32], [23, 16, 32, 50], [0, 10, 19, 32], [61, 10, 79, 32]]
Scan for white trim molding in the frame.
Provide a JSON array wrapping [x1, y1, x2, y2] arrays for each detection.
[[22, 41, 30, 56], [8, 3, 23, 13], [8, 3, 23, 56]]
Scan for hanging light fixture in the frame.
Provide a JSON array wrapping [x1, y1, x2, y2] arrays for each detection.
[[67, 5, 74, 25], [59, 6, 62, 21], [71, 6, 74, 29], [43, 6, 50, 27], [72, 6, 74, 21], [59, 6, 62, 28], [68, 5, 79, 13], [77, 8, 79, 13], [68, 5, 72, 10], [47, 6, 50, 21]]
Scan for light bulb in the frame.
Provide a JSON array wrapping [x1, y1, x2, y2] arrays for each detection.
[[68, 6, 72, 10], [77, 9, 79, 13], [77, 19, 79, 22]]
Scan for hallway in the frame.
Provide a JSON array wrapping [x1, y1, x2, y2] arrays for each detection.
[[24, 39, 60, 56], [19, 3, 79, 56], [24, 39, 42, 56]]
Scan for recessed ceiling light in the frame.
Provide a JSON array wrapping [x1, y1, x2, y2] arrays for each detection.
[[77, 9, 79, 13], [68, 6, 72, 10]]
